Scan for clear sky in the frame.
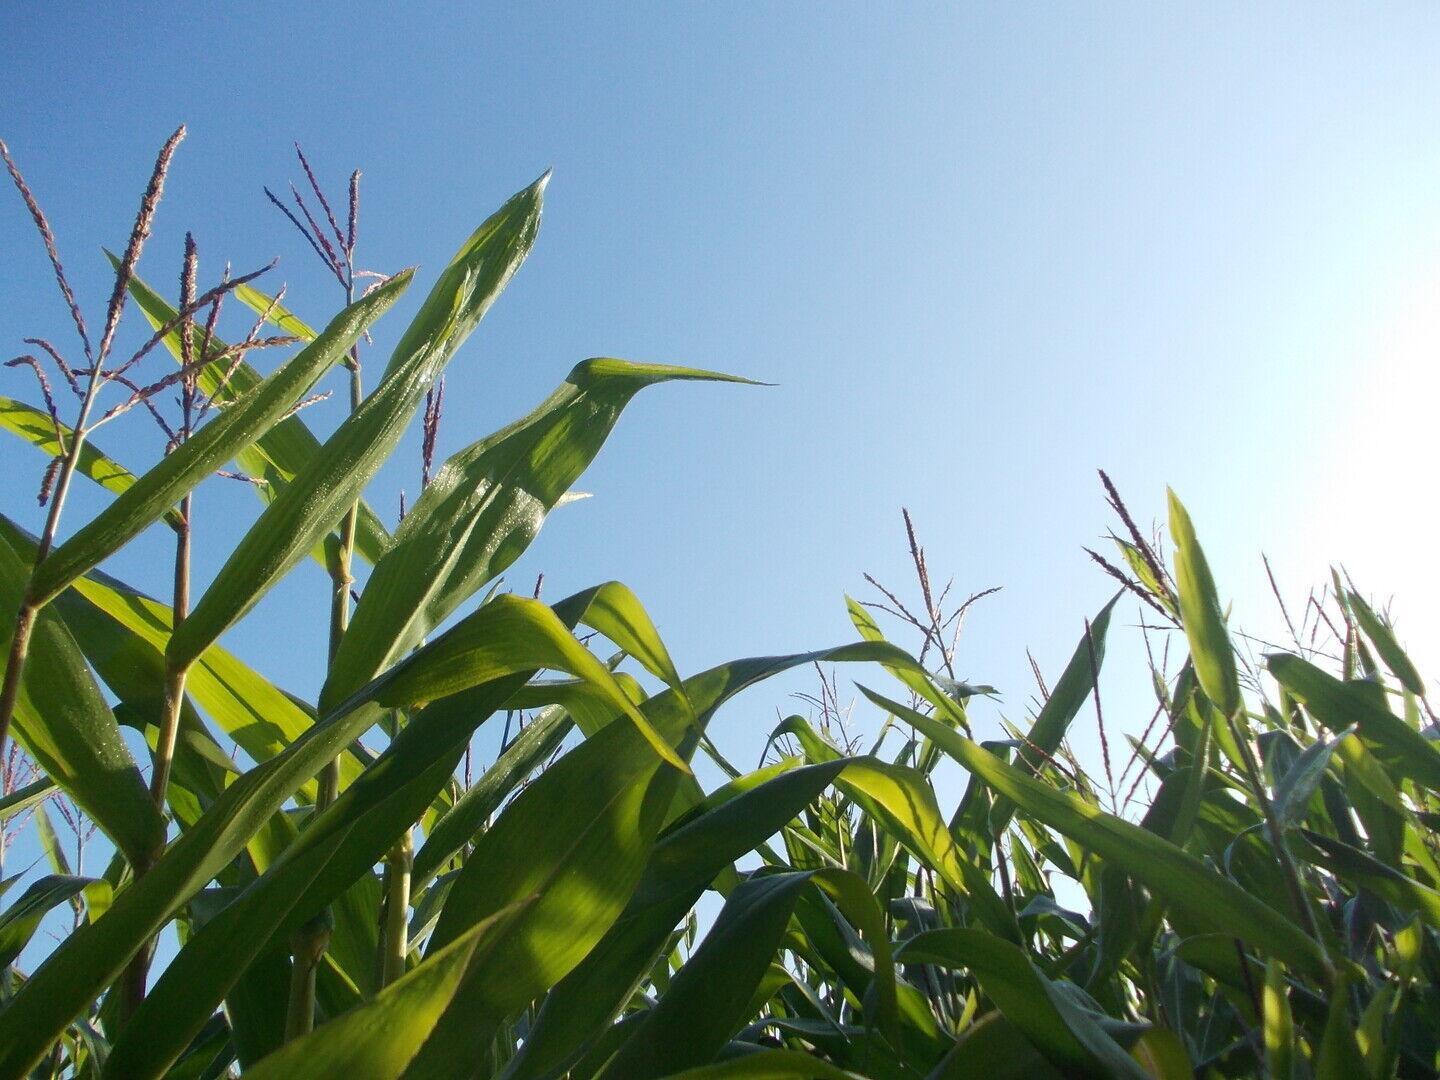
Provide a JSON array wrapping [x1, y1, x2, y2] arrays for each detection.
[[4, 3, 1440, 803]]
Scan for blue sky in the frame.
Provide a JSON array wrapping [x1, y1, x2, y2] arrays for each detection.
[[4, 3, 1440, 810]]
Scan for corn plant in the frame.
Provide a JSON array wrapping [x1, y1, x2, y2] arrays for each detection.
[[543, 496, 1437, 1079], [0, 132, 908, 1079], [5, 130, 1440, 1080]]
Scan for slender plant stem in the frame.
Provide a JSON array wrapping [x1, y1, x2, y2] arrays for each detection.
[[285, 919, 328, 1040], [380, 828, 413, 987], [286, 320, 361, 1039], [1224, 709, 1334, 986], [0, 362, 105, 758], [150, 494, 192, 807]]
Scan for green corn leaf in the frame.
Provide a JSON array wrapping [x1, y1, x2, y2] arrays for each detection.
[[404, 695, 684, 1080], [408, 641, 911, 1080], [323, 360, 752, 709], [411, 703, 572, 888], [929, 1010, 1068, 1080], [1262, 960, 1295, 1080], [597, 869, 898, 1080], [29, 272, 411, 606], [1168, 490, 1240, 718], [844, 595, 969, 730], [1346, 591, 1425, 697], [0, 574, 611, 1078], [1273, 726, 1353, 829], [32, 803, 71, 876], [169, 175, 546, 669], [1018, 595, 1118, 776], [0, 398, 175, 523], [895, 928, 1151, 1080], [974, 596, 1118, 840], [1315, 978, 1367, 1080], [115, 260, 394, 568], [233, 281, 318, 342], [1268, 653, 1440, 795], [862, 684, 1334, 979], [104, 589, 682, 1080], [509, 760, 851, 1080], [337, 592, 688, 771], [0, 775, 55, 825], [0, 514, 353, 795], [240, 903, 530, 1080], [0, 528, 164, 867], [0, 875, 95, 968], [508, 646, 958, 1080]]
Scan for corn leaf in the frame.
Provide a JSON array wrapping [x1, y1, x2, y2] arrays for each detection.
[[0, 775, 55, 825], [233, 282, 318, 342], [597, 869, 897, 1080], [323, 359, 752, 709], [1168, 490, 1240, 717], [408, 641, 909, 1080], [241, 904, 529, 1080], [0, 527, 164, 867], [1268, 653, 1440, 795], [116, 260, 394, 568], [861, 684, 1333, 978], [896, 928, 1150, 1080], [169, 176, 545, 669], [1346, 591, 1425, 697], [0, 875, 95, 968], [338, 592, 687, 771], [509, 760, 851, 1080], [29, 273, 410, 605]]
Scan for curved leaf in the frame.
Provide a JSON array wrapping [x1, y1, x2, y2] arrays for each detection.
[[1268, 653, 1440, 795], [0, 526, 164, 867], [30, 271, 411, 605], [1168, 491, 1240, 717], [322, 359, 754, 709], [896, 928, 1149, 1080], [861, 684, 1334, 979], [597, 869, 897, 1080], [1347, 591, 1425, 697], [0, 875, 95, 968], [241, 903, 530, 1080], [117, 262, 393, 567], [169, 175, 546, 668], [410, 641, 911, 1080]]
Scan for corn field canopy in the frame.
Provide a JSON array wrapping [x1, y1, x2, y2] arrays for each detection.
[[1, 138, 1439, 1080]]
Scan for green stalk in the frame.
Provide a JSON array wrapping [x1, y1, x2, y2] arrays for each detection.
[[1224, 708, 1334, 987], [149, 492, 192, 807], [286, 345, 361, 1037], [380, 827, 413, 987], [0, 368, 104, 757]]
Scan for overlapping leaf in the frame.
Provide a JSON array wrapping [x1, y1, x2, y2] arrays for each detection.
[[169, 174, 547, 669], [323, 359, 752, 709], [0, 527, 164, 867]]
